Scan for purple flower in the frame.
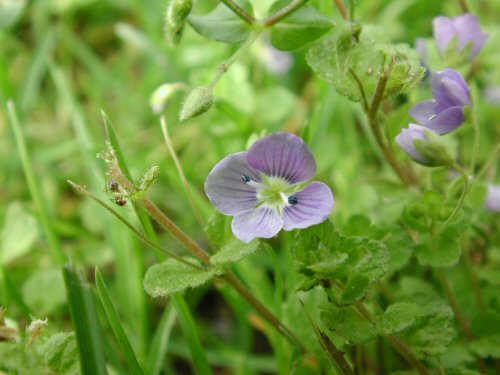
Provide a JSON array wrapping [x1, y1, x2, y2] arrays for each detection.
[[410, 69, 471, 134], [433, 13, 489, 60], [205, 133, 334, 243], [486, 184, 500, 212]]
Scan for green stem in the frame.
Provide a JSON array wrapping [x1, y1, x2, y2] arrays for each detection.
[[457, 0, 470, 13], [160, 116, 206, 230], [355, 303, 431, 375], [476, 143, 500, 181], [220, 0, 256, 25], [263, 0, 310, 27], [67, 180, 203, 270], [6, 100, 67, 265], [437, 163, 469, 235], [208, 31, 261, 89], [469, 88, 481, 177], [333, 0, 349, 20]]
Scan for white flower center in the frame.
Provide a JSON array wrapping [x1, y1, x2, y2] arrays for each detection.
[[242, 174, 298, 215]]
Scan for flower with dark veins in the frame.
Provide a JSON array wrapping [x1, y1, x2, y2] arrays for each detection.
[[205, 133, 334, 243], [433, 13, 489, 60], [410, 69, 471, 134]]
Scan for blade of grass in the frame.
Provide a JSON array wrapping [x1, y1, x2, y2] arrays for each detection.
[[95, 268, 145, 375], [63, 265, 108, 375], [6, 100, 67, 265], [147, 304, 177, 375], [171, 297, 213, 375]]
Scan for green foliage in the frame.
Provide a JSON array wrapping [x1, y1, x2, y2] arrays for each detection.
[[469, 312, 500, 358], [293, 220, 390, 304], [415, 225, 462, 267], [377, 302, 420, 335], [0, 0, 26, 30], [144, 258, 218, 298], [307, 22, 424, 103], [0, 202, 40, 265], [321, 305, 377, 344], [188, 0, 254, 43], [210, 239, 263, 266], [268, 0, 334, 51]]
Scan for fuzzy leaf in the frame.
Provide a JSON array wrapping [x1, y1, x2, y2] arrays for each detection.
[[187, 0, 253, 43], [38, 332, 80, 375], [205, 211, 232, 248], [269, 0, 333, 51], [377, 302, 420, 335], [321, 305, 377, 344], [415, 225, 462, 267], [144, 258, 217, 298], [210, 239, 263, 266]]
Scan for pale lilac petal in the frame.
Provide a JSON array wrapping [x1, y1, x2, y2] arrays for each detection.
[[469, 33, 489, 58], [425, 106, 465, 134], [395, 124, 429, 164], [486, 184, 500, 212], [205, 152, 260, 215], [282, 182, 334, 231], [246, 133, 316, 184], [432, 69, 471, 110], [454, 14, 489, 57], [433, 16, 456, 54], [410, 100, 436, 124], [232, 207, 283, 243]]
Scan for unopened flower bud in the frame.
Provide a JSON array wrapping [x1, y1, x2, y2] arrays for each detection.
[[180, 86, 214, 121], [150, 82, 186, 114], [396, 124, 454, 167], [165, 0, 193, 46]]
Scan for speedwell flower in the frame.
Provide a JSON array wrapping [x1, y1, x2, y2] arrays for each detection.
[[410, 69, 471, 134], [205, 133, 334, 243], [486, 184, 500, 212], [433, 13, 489, 60]]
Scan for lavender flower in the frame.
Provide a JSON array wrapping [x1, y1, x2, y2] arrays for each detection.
[[433, 13, 489, 60], [395, 124, 453, 167], [486, 184, 500, 212], [205, 133, 334, 243], [410, 69, 471, 134]]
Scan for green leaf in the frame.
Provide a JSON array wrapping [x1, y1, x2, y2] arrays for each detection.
[[321, 305, 377, 344], [210, 239, 263, 266], [205, 211, 233, 248], [377, 302, 420, 335], [269, 0, 333, 51], [95, 268, 145, 375], [0, 202, 40, 265], [293, 220, 389, 303], [63, 265, 108, 375], [38, 332, 80, 375], [187, 0, 253, 44], [469, 312, 500, 359], [144, 258, 217, 298], [402, 191, 454, 232], [415, 225, 462, 267]]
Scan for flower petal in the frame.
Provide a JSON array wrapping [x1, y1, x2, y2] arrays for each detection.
[[454, 13, 489, 57], [432, 69, 471, 110], [395, 123, 429, 164], [425, 106, 465, 134], [204, 152, 260, 215], [232, 207, 283, 243], [410, 100, 436, 124], [246, 132, 316, 184], [433, 16, 456, 55], [282, 182, 334, 231]]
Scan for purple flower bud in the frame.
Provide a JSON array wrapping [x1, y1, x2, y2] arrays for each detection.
[[204, 133, 334, 243], [433, 13, 489, 60], [486, 184, 500, 212], [395, 124, 453, 167], [410, 69, 471, 134]]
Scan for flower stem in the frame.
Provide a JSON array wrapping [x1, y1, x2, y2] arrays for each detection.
[[160, 116, 206, 230], [457, 0, 470, 13], [354, 302, 431, 375], [350, 67, 416, 186], [220, 0, 256, 25], [208, 31, 261, 89], [263, 0, 310, 27], [436, 163, 469, 235], [469, 86, 481, 177], [333, 0, 349, 20]]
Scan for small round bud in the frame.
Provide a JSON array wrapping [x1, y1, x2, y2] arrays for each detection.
[[165, 0, 193, 46], [180, 86, 214, 121]]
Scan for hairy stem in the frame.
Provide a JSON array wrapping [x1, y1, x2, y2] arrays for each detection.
[[263, 0, 310, 27], [220, 0, 256, 24], [333, 0, 349, 20]]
